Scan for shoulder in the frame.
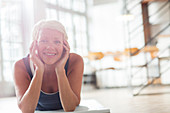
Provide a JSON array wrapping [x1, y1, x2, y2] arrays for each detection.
[[14, 58, 25, 70], [13, 58, 30, 80], [69, 53, 84, 65], [68, 53, 84, 72]]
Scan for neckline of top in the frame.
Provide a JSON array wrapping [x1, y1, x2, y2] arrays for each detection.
[[40, 90, 59, 95]]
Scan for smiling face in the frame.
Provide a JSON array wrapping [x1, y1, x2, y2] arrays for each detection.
[[37, 28, 64, 65]]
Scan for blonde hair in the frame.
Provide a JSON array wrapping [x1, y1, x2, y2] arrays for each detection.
[[32, 20, 68, 41]]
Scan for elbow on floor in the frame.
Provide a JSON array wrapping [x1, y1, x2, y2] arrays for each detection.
[[63, 99, 80, 112], [64, 106, 76, 112], [18, 103, 35, 113]]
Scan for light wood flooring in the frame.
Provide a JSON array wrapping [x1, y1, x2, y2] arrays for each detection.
[[82, 84, 170, 113], [1, 85, 170, 113]]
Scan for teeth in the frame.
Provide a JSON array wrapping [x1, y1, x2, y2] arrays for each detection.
[[45, 53, 56, 56]]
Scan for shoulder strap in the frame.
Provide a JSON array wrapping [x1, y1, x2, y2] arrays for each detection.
[[23, 55, 33, 79], [64, 55, 70, 76]]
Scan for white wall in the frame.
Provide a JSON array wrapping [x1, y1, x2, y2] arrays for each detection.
[[90, 1, 125, 52], [88, 1, 129, 87]]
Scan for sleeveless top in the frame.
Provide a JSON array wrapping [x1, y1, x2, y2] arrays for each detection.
[[23, 55, 69, 111]]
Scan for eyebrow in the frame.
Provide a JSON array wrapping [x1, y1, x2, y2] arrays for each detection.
[[54, 36, 63, 39]]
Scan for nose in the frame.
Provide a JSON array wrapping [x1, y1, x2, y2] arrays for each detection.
[[46, 44, 55, 50]]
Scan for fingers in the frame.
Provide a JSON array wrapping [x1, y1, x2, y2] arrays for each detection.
[[30, 41, 39, 60], [63, 40, 70, 52], [34, 41, 38, 57], [29, 41, 44, 68]]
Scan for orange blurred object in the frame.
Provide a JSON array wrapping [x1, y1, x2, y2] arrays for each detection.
[[86, 52, 104, 60], [114, 56, 122, 61], [142, 46, 159, 52], [150, 51, 158, 59], [124, 48, 139, 56]]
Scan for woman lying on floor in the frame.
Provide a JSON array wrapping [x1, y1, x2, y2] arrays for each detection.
[[13, 20, 84, 113]]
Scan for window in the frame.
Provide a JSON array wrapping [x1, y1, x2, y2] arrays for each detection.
[[0, 0, 23, 82], [73, 0, 86, 13], [45, 0, 88, 56], [58, 0, 71, 9]]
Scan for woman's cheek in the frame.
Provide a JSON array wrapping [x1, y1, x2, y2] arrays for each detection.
[[57, 46, 64, 57], [61, 45, 64, 54], [37, 44, 44, 52], [57, 44, 63, 51]]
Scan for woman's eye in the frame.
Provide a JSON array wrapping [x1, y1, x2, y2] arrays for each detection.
[[55, 41, 61, 44]]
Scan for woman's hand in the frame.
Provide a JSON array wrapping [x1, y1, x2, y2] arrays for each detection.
[[55, 40, 70, 74], [30, 41, 44, 72]]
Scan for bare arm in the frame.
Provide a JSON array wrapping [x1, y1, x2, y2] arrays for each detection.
[[56, 53, 84, 112], [13, 41, 44, 113], [14, 62, 44, 113]]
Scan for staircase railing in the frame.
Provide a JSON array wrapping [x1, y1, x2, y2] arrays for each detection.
[[129, 1, 169, 42], [125, 0, 170, 95]]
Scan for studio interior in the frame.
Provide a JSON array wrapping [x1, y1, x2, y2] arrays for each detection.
[[0, 0, 170, 113]]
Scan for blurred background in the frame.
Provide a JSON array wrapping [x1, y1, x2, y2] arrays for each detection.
[[0, 0, 170, 113]]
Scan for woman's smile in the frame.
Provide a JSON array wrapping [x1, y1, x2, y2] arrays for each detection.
[[42, 51, 58, 61], [43, 52, 57, 56], [37, 28, 64, 64]]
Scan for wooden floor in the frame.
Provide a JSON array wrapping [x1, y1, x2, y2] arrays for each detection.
[[1, 85, 170, 113], [82, 84, 170, 113]]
